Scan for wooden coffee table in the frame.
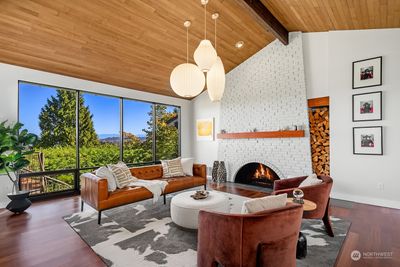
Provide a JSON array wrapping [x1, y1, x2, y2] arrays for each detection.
[[286, 198, 317, 259]]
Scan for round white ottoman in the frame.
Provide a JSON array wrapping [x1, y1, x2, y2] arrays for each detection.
[[170, 190, 229, 229]]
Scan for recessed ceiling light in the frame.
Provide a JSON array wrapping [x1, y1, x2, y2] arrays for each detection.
[[235, 41, 244, 49]]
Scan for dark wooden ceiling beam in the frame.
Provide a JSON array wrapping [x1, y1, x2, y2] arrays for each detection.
[[240, 0, 289, 45]]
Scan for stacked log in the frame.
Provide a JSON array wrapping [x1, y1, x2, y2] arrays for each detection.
[[308, 107, 330, 176]]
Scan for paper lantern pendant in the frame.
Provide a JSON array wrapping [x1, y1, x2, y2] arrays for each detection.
[[207, 56, 225, 102], [170, 63, 205, 97]]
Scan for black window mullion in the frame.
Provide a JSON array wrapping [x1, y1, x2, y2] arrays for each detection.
[[178, 107, 181, 157], [120, 98, 124, 162], [75, 91, 80, 191], [152, 104, 156, 163]]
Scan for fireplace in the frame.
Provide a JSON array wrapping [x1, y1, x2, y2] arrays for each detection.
[[234, 162, 280, 189]]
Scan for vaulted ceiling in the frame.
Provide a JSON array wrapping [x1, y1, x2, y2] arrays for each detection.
[[262, 0, 400, 32], [0, 0, 398, 98]]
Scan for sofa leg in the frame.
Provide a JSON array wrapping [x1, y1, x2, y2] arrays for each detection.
[[204, 184, 207, 190], [80, 199, 84, 212], [163, 194, 166, 205], [322, 198, 334, 237], [98, 211, 102, 225]]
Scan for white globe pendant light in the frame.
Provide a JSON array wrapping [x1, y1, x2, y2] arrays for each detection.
[[207, 56, 225, 101], [170, 20, 205, 98], [170, 63, 205, 97], [206, 12, 225, 102], [194, 0, 217, 72]]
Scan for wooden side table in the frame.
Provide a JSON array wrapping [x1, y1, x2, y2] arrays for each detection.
[[287, 197, 317, 212], [287, 198, 318, 260]]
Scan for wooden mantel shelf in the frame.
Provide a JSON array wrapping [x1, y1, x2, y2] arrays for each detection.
[[217, 130, 305, 139]]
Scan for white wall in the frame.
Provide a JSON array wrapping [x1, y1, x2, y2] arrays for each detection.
[[0, 63, 193, 207], [302, 32, 329, 98], [192, 91, 221, 167], [303, 29, 400, 209]]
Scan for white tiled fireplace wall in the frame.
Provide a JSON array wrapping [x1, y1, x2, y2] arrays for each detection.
[[218, 32, 312, 181]]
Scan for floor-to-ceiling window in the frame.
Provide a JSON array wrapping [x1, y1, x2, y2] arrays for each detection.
[[155, 104, 180, 161], [18, 81, 181, 198], [19, 82, 78, 195], [122, 99, 153, 164], [79, 93, 120, 168]]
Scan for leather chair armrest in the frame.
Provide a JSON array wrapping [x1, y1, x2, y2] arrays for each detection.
[[273, 176, 307, 191], [193, 164, 207, 179], [80, 173, 108, 210]]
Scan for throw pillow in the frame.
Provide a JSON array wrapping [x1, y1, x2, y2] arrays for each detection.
[[181, 158, 194, 176], [241, 193, 287, 214], [96, 166, 117, 192], [108, 162, 137, 189], [299, 173, 323, 187], [161, 157, 185, 178]]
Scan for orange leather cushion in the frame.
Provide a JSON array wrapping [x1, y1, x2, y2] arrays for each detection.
[[130, 165, 163, 180]]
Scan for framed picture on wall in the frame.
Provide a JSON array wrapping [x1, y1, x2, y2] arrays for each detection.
[[352, 91, 382, 121], [196, 118, 214, 141], [353, 126, 383, 155], [352, 56, 382, 89]]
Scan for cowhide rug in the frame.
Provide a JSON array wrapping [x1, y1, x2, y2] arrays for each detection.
[[64, 190, 350, 267]]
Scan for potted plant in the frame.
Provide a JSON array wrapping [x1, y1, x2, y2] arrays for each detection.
[[0, 121, 38, 213]]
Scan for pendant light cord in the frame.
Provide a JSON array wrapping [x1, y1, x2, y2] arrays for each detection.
[[186, 26, 189, 64], [204, 3, 207, 40], [214, 16, 217, 52]]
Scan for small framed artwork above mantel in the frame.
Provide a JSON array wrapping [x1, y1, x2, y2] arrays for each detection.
[[352, 56, 382, 89], [352, 91, 382, 122], [353, 126, 383, 155]]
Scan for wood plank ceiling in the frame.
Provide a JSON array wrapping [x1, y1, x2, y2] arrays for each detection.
[[0, 0, 274, 97], [0, 0, 399, 98], [261, 0, 400, 32]]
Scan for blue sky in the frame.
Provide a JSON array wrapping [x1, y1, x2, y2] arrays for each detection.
[[19, 82, 176, 137]]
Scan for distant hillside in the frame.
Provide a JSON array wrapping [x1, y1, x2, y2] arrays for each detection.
[[99, 134, 146, 144]]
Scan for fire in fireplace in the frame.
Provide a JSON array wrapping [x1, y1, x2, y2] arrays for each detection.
[[234, 162, 280, 189]]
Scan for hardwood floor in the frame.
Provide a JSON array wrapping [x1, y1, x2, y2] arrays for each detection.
[[0, 194, 105, 267], [0, 184, 399, 267]]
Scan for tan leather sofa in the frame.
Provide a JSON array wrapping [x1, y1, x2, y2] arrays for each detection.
[[80, 164, 207, 224]]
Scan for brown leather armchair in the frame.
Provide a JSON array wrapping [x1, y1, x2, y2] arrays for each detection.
[[197, 203, 303, 267], [272, 175, 334, 237]]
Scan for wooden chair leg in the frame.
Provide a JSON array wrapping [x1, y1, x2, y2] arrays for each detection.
[[80, 200, 84, 212], [98, 211, 102, 225], [322, 198, 334, 237]]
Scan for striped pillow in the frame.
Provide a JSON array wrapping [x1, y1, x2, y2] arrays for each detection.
[[108, 162, 137, 188], [161, 158, 185, 178]]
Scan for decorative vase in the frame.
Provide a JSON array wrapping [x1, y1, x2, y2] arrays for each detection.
[[212, 161, 219, 183], [217, 161, 227, 183], [6, 191, 31, 214]]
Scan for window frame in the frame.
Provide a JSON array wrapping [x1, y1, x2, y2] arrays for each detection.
[[17, 80, 181, 200]]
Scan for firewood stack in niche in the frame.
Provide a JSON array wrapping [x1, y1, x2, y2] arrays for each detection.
[[309, 107, 330, 176]]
